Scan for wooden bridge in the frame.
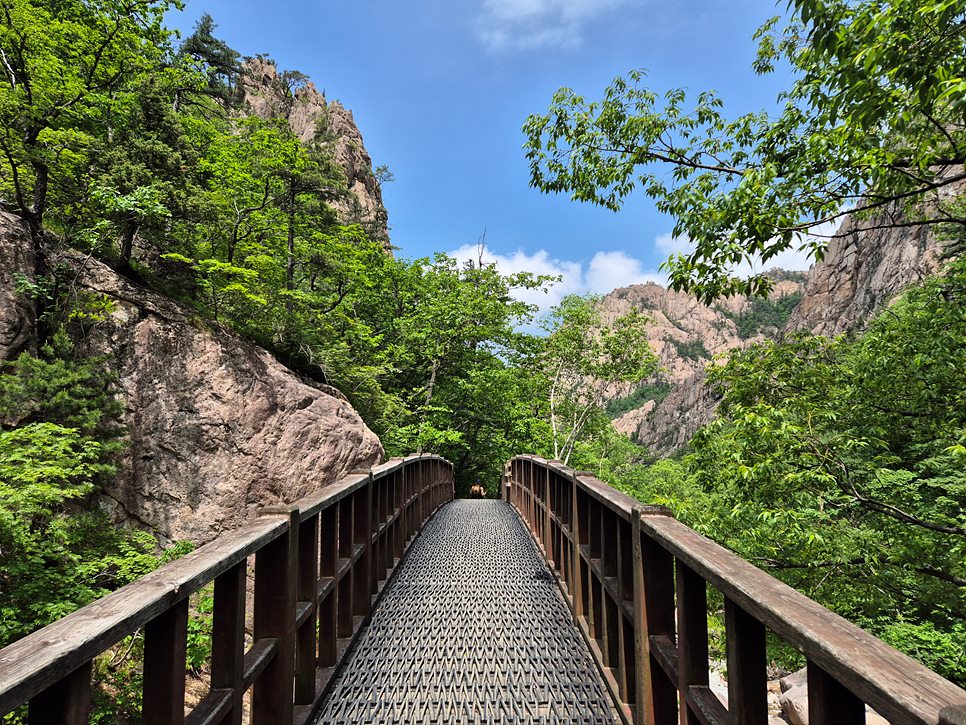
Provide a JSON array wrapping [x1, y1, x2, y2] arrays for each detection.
[[2, 454, 966, 724]]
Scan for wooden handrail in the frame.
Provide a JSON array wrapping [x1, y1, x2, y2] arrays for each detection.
[[0, 454, 455, 724], [503, 454, 966, 725]]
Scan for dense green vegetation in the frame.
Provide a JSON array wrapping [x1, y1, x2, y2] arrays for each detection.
[[1, 0, 964, 713], [604, 381, 672, 419], [718, 291, 804, 339], [618, 260, 966, 684]]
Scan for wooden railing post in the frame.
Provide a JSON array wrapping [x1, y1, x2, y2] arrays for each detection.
[[677, 563, 708, 725], [337, 496, 353, 638], [27, 661, 92, 725], [807, 660, 865, 724], [252, 508, 298, 725], [211, 562, 246, 725], [319, 505, 338, 668], [725, 597, 767, 724], [143, 598, 189, 725], [632, 509, 649, 725]]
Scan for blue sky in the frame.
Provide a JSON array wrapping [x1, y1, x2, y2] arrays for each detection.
[[170, 0, 811, 310]]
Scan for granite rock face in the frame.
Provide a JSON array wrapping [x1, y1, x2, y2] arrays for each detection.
[[0, 208, 35, 360], [240, 58, 390, 250], [785, 212, 945, 335], [600, 276, 805, 456], [65, 251, 384, 543], [0, 207, 383, 545], [604, 202, 953, 456]]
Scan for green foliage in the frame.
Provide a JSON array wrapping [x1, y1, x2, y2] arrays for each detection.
[[718, 291, 803, 339], [0, 347, 161, 646], [604, 381, 671, 419], [675, 259, 966, 684], [523, 0, 966, 301], [538, 295, 658, 465], [0, 0, 180, 237], [186, 588, 214, 673], [670, 337, 709, 362]]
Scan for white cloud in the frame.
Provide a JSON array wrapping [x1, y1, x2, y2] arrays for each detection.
[[446, 244, 664, 318], [652, 230, 816, 278], [586, 250, 665, 293], [653, 232, 694, 257], [476, 0, 629, 52]]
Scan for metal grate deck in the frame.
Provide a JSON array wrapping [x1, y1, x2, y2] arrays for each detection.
[[313, 499, 616, 724]]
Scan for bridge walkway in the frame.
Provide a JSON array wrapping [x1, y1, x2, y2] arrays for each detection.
[[313, 499, 615, 724]]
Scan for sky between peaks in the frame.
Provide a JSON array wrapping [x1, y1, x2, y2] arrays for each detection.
[[172, 0, 810, 313]]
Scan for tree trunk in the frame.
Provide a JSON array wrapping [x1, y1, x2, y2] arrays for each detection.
[[286, 182, 295, 318], [416, 359, 440, 455], [119, 217, 137, 270]]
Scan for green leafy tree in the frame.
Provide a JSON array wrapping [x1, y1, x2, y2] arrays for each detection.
[[538, 295, 657, 465], [0, 0, 178, 244], [176, 13, 241, 107], [683, 260, 966, 683], [523, 0, 966, 301], [382, 255, 551, 489]]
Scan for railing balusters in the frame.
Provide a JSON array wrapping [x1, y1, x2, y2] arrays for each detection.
[[26, 660, 92, 725], [1, 455, 454, 725], [212, 562, 246, 725], [144, 598, 189, 725], [641, 526, 678, 725], [504, 455, 966, 725]]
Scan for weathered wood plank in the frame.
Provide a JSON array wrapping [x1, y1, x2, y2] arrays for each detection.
[[0, 516, 285, 714], [511, 455, 966, 724], [184, 688, 233, 725], [640, 514, 966, 722], [242, 638, 278, 691]]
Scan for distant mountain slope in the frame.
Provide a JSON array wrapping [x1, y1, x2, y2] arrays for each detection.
[[598, 273, 806, 451], [606, 205, 954, 457]]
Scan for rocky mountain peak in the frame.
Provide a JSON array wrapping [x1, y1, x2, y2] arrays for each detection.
[[600, 273, 806, 451], [239, 57, 391, 250]]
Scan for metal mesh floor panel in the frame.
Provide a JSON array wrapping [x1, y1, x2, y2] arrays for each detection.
[[314, 499, 616, 724]]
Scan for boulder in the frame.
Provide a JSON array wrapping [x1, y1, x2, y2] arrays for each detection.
[[63, 249, 383, 544], [779, 675, 888, 725]]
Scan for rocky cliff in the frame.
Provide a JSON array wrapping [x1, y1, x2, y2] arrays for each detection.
[[0, 208, 34, 360], [0, 211, 383, 544], [240, 58, 391, 249], [609, 208, 953, 457], [599, 274, 806, 453], [785, 213, 946, 335]]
